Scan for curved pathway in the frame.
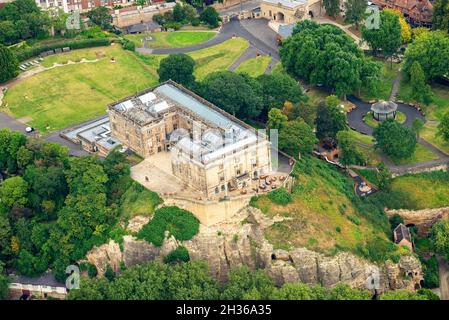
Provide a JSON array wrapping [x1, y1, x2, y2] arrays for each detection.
[[347, 95, 449, 174], [347, 96, 425, 136], [136, 19, 280, 69]]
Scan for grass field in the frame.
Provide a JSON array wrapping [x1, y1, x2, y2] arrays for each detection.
[[188, 37, 249, 80], [251, 157, 405, 261], [388, 171, 449, 209], [124, 31, 216, 49], [235, 55, 271, 77], [3, 45, 159, 133], [421, 123, 449, 154], [393, 143, 438, 165]]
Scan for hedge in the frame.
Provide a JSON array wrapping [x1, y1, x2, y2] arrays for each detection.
[[15, 38, 112, 62], [137, 206, 200, 247]]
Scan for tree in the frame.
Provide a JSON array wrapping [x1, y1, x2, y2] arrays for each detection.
[[323, 0, 340, 18], [315, 98, 348, 142], [200, 71, 262, 119], [412, 119, 424, 139], [373, 120, 417, 161], [383, 9, 412, 44], [279, 120, 317, 157], [87, 6, 112, 30], [221, 266, 275, 300], [267, 108, 288, 131], [0, 261, 9, 299], [288, 101, 316, 126], [380, 289, 428, 300], [158, 53, 196, 87], [362, 10, 402, 62], [344, 0, 367, 29], [0, 20, 18, 45], [172, 3, 186, 22], [437, 111, 449, 142], [199, 7, 220, 28], [0, 44, 18, 83], [280, 21, 378, 98], [377, 162, 392, 191], [403, 31, 449, 81], [433, 0, 449, 32], [409, 61, 432, 105], [270, 283, 327, 300], [256, 73, 305, 119], [0, 176, 28, 208], [336, 130, 366, 165]]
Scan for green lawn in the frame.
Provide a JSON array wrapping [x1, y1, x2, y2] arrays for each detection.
[[389, 171, 449, 209], [119, 181, 162, 219], [188, 37, 249, 80], [421, 123, 449, 154], [348, 129, 374, 146], [3, 45, 159, 133], [393, 143, 438, 165], [363, 111, 406, 128], [124, 31, 216, 49], [235, 55, 271, 77]]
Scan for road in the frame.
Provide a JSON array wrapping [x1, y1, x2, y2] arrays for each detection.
[[0, 111, 88, 157]]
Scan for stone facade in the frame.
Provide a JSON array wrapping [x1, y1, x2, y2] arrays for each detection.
[[260, 0, 322, 24], [111, 3, 175, 28], [109, 81, 272, 198]]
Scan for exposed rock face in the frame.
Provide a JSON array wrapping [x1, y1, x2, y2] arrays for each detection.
[[85, 206, 423, 292], [85, 240, 122, 276], [387, 207, 449, 236], [126, 216, 150, 234]]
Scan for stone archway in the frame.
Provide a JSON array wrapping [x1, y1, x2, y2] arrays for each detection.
[[274, 12, 285, 23]]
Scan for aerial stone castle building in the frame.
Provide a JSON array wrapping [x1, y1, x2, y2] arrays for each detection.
[[108, 81, 272, 198]]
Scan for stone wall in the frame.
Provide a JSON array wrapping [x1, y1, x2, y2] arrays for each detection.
[[391, 163, 449, 178], [387, 206, 449, 236]]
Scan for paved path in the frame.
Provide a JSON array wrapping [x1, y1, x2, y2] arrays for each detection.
[[347, 95, 425, 136], [227, 45, 259, 71], [438, 256, 449, 300], [389, 68, 402, 101], [137, 19, 280, 59]]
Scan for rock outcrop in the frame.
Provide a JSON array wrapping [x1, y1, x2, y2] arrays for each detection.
[[387, 206, 449, 236], [85, 206, 423, 293]]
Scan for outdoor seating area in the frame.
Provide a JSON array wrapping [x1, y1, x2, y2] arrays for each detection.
[[19, 58, 43, 71]]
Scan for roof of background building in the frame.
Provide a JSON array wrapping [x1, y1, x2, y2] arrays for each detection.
[[278, 23, 295, 39], [11, 272, 65, 287], [126, 21, 161, 33], [262, 0, 306, 8]]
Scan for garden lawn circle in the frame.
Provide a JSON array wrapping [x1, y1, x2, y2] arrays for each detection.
[[363, 111, 406, 128]]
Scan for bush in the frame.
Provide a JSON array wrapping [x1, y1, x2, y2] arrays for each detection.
[[268, 188, 292, 205], [420, 256, 439, 288], [347, 215, 361, 226], [137, 206, 200, 246], [104, 265, 115, 281], [87, 264, 98, 278], [15, 38, 111, 62], [191, 18, 200, 27], [164, 246, 190, 264], [120, 38, 135, 51]]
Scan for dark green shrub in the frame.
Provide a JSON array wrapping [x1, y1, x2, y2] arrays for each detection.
[[104, 265, 115, 281], [87, 264, 98, 278], [164, 246, 190, 264], [137, 206, 200, 246], [336, 226, 341, 233], [420, 256, 439, 288], [347, 215, 361, 225], [268, 188, 292, 205], [120, 38, 135, 51]]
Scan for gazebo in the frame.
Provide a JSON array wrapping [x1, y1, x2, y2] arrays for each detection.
[[371, 100, 398, 121]]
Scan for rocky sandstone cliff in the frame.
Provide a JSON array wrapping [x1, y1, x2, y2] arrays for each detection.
[[85, 206, 423, 293]]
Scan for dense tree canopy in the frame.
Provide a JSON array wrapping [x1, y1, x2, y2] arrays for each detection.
[[0, 44, 18, 83], [278, 120, 317, 157], [373, 120, 417, 161], [87, 6, 112, 30], [280, 21, 380, 98], [158, 53, 196, 87], [433, 0, 449, 32], [336, 130, 366, 165], [403, 31, 449, 81], [437, 111, 449, 142], [362, 10, 402, 60], [344, 0, 368, 28], [409, 61, 432, 104], [0, 0, 49, 45], [323, 0, 340, 18], [199, 71, 263, 119], [199, 6, 220, 28], [315, 97, 348, 142]]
